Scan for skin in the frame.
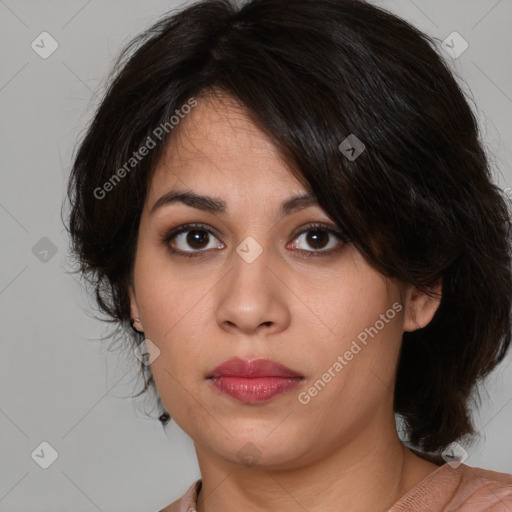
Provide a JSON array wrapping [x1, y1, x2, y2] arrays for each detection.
[[129, 91, 443, 512]]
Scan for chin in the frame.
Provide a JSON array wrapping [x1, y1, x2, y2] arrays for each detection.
[[213, 434, 308, 469]]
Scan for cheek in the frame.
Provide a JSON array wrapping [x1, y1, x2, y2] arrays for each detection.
[[146, 328, 205, 422], [296, 329, 402, 441], [133, 275, 209, 399], [311, 279, 394, 346], [301, 286, 403, 406], [133, 252, 209, 338], [150, 358, 200, 432]]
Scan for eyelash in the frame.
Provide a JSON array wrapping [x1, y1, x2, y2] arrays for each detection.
[[160, 222, 350, 259]]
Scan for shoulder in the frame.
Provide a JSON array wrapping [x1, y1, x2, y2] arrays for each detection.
[[158, 479, 202, 512], [391, 463, 512, 511], [454, 464, 512, 510]]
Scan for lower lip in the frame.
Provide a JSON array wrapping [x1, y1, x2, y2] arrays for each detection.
[[208, 376, 304, 403]]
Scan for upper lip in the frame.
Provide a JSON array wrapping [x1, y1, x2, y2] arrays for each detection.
[[207, 357, 303, 378]]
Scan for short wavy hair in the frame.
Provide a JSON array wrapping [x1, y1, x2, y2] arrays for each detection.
[[64, 0, 512, 462]]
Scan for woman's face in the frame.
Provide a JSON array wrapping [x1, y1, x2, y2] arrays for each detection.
[[129, 93, 437, 469]]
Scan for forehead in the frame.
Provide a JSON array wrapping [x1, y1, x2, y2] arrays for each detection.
[[147, 92, 308, 201]]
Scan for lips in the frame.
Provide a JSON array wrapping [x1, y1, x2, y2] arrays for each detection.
[[207, 357, 304, 404], [207, 357, 303, 378]]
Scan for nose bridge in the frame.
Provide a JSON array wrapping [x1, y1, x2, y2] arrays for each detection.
[[229, 235, 274, 303], [214, 235, 290, 334]]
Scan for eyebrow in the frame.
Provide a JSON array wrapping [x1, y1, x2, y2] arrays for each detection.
[[149, 189, 319, 218]]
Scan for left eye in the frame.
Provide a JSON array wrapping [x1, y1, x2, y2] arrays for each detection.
[[290, 227, 342, 253]]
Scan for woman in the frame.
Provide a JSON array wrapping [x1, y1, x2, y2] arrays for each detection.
[[65, 0, 512, 510]]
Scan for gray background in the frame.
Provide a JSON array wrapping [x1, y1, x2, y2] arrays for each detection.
[[1, 0, 511, 511]]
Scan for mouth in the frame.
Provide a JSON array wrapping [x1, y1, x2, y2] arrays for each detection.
[[207, 357, 303, 379], [208, 376, 304, 403], [206, 357, 304, 404]]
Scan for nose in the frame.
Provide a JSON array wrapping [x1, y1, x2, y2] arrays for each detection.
[[214, 245, 291, 336]]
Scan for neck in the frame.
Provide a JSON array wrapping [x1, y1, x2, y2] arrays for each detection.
[[193, 417, 438, 512]]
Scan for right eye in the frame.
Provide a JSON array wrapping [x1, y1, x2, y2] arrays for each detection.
[[161, 223, 224, 257]]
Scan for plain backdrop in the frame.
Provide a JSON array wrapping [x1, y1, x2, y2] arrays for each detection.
[[1, 0, 511, 511]]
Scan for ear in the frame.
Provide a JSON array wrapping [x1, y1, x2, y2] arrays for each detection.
[[403, 279, 442, 332], [128, 284, 144, 333]]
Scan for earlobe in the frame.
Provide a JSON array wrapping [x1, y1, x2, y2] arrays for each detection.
[[128, 285, 144, 332], [403, 279, 442, 332]]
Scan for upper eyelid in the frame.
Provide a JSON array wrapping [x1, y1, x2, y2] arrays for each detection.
[[165, 222, 222, 241]]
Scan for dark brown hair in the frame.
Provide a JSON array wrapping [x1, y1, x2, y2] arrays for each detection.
[[63, 0, 512, 461]]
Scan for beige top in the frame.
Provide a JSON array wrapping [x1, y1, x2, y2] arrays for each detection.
[[158, 463, 512, 511]]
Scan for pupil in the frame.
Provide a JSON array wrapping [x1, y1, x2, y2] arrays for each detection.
[[307, 230, 328, 249], [188, 230, 208, 249]]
